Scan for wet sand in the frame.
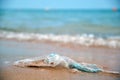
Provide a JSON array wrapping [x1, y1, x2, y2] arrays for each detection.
[[0, 39, 120, 80]]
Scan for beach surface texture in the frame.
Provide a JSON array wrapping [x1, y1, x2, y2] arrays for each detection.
[[0, 39, 120, 80]]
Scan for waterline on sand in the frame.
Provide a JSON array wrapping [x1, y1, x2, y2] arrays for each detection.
[[0, 30, 120, 48]]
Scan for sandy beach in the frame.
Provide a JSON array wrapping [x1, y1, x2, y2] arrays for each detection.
[[0, 39, 120, 80]]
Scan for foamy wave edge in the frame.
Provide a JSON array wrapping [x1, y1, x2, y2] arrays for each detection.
[[0, 31, 120, 48]]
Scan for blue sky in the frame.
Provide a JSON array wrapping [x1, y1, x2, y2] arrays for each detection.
[[1, 0, 120, 9]]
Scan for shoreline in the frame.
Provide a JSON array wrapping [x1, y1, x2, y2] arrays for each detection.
[[0, 30, 120, 48], [0, 38, 120, 49]]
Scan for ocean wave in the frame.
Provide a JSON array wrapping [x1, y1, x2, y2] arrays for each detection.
[[0, 30, 120, 48]]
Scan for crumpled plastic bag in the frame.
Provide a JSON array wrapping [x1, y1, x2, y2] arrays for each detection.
[[44, 53, 102, 73]]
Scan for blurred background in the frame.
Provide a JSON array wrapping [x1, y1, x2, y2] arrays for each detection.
[[0, 0, 120, 48]]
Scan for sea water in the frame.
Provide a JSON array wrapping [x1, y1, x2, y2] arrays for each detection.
[[0, 9, 120, 48]]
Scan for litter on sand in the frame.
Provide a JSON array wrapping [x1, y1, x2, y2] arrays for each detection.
[[13, 53, 120, 74]]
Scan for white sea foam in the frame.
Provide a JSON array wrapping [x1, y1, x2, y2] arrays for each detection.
[[0, 30, 120, 48]]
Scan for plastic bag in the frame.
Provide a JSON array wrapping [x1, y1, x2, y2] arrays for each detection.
[[44, 53, 102, 72]]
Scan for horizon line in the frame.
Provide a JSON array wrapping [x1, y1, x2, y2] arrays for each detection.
[[1, 8, 120, 10]]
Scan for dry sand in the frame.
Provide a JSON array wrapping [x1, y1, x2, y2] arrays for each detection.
[[0, 39, 120, 80]]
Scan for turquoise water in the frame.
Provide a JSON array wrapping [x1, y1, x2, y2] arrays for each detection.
[[0, 9, 120, 48], [0, 9, 120, 35]]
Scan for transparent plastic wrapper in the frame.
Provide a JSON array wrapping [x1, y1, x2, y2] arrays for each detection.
[[14, 53, 120, 74]]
